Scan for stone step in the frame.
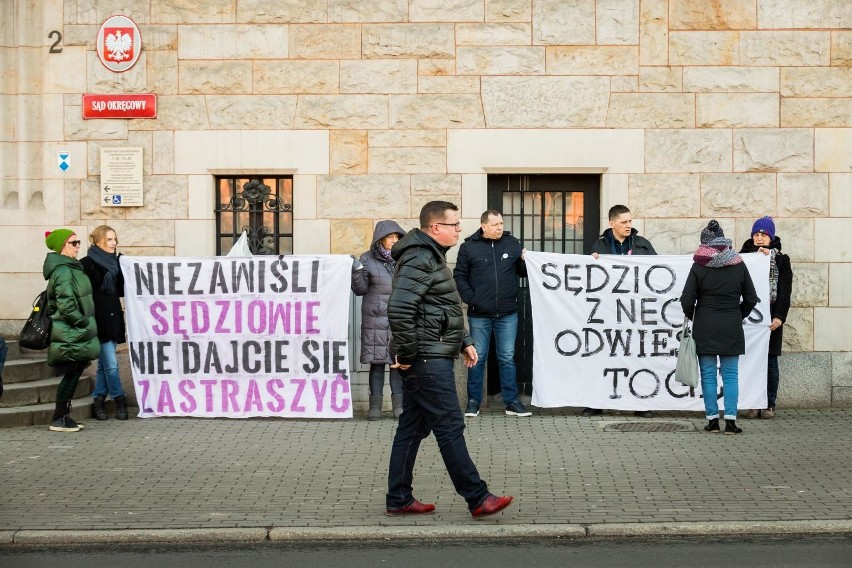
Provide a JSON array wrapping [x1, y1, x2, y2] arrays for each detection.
[[0, 375, 93, 408], [0, 396, 94, 428], [3, 357, 55, 384], [3, 339, 47, 361], [4, 338, 21, 359]]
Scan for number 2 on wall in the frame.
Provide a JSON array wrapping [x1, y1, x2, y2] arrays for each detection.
[[48, 30, 62, 53]]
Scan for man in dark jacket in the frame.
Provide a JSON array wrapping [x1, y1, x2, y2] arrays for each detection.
[[586, 204, 657, 418], [385, 201, 513, 518], [454, 210, 529, 418]]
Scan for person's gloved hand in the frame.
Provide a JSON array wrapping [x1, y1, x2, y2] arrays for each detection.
[[351, 255, 364, 271]]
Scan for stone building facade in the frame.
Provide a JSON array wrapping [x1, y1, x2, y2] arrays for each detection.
[[1, 0, 850, 408]]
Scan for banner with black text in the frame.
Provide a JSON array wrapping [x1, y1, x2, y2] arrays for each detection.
[[525, 252, 770, 411], [119, 256, 353, 419]]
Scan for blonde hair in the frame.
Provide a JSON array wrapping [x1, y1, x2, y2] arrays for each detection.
[[89, 224, 118, 247]]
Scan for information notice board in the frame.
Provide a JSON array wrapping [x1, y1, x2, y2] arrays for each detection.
[[101, 147, 143, 206]]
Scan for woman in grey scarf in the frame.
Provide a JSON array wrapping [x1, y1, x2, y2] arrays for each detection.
[[680, 220, 759, 435]]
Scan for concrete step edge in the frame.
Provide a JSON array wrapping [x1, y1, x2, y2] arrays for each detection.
[[0, 396, 93, 428]]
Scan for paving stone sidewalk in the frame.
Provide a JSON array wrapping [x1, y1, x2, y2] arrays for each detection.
[[0, 409, 850, 543]]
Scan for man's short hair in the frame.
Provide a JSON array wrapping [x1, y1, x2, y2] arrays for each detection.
[[608, 204, 631, 221], [480, 209, 502, 224], [420, 200, 458, 229]]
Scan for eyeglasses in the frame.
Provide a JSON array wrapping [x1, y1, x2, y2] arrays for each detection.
[[434, 222, 461, 228], [68, 240, 81, 247]]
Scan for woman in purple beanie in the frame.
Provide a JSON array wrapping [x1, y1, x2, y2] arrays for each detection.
[[739, 216, 793, 419]]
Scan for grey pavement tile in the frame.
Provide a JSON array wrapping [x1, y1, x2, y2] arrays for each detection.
[[0, 410, 851, 537]]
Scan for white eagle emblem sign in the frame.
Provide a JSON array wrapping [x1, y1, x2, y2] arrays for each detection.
[[104, 28, 134, 62], [96, 15, 142, 72]]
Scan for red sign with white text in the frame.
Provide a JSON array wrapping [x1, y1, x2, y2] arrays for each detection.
[[83, 94, 157, 119]]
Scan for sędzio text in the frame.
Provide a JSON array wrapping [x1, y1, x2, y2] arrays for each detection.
[[525, 252, 771, 413]]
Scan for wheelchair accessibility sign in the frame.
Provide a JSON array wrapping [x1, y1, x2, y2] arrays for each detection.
[[112, 195, 122, 204]]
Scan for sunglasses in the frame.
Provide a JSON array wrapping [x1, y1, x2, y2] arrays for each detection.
[[68, 240, 81, 247]]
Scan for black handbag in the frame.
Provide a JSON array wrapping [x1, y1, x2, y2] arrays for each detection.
[[19, 290, 52, 350]]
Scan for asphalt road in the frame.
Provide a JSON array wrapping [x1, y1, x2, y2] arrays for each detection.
[[2, 535, 851, 568]]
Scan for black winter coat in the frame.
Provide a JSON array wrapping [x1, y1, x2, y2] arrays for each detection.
[[387, 229, 473, 365], [351, 220, 406, 364], [739, 237, 792, 356], [590, 228, 657, 256], [453, 229, 526, 317], [80, 254, 126, 345], [680, 263, 759, 356]]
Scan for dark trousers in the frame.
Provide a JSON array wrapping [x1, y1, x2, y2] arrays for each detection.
[[386, 357, 489, 511], [55, 361, 88, 401], [767, 354, 780, 409], [369, 364, 402, 395]]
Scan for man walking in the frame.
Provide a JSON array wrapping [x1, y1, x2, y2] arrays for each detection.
[[585, 204, 657, 418], [385, 201, 513, 518], [454, 210, 530, 418]]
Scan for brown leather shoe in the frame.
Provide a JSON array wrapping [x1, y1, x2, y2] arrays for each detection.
[[761, 407, 775, 419], [386, 499, 436, 516], [470, 494, 513, 518], [745, 409, 760, 419]]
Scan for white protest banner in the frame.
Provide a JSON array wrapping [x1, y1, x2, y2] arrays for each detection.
[[525, 252, 771, 412], [119, 255, 353, 419]]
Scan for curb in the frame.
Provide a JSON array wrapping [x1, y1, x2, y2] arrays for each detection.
[[3, 520, 851, 546], [9, 528, 268, 545]]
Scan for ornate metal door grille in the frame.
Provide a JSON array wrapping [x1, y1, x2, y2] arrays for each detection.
[[215, 177, 293, 255]]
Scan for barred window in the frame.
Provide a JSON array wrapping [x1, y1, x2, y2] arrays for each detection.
[[215, 176, 293, 255]]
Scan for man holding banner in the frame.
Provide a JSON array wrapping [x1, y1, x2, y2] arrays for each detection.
[[585, 204, 658, 419], [454, 209, 530, 418], [385, 201, 513, 518]]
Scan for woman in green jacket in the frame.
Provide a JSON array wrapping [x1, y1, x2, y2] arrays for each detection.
[[43, 228, 100, 432]]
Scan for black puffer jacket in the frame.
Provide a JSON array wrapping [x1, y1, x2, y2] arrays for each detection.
[[740, 236, 792, 356], [388, 229, 473, 365], [453, 228, 526, 317], [351, 220, 406, 364], [80, 254, 126, 345]]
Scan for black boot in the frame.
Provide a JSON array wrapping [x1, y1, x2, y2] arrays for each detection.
[[367, 395, 382, 421], [703, 418, 720, 433], [115, 395, 129, 420], [49, 400, 79, 432], [391, 394, 404, 419], [725, 419, 743, 435], [93, 396, 108, 421]]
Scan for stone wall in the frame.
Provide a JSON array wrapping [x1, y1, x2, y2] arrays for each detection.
[[1, 0, 849, 407]]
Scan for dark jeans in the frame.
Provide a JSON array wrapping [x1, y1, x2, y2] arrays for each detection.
[[767, 354, 780, 409], [386, 357, 489, 511]]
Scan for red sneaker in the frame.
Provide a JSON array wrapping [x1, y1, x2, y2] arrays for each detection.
[[386, 499, 436, 516], [470, 494, 513, 518]]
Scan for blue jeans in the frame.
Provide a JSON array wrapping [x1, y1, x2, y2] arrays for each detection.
[[92, 341, 125, 399], [386, 357, 490, 511], [699, 354, 739, 420], [467, 313, 519, 405], [767, 355, 779, 409]]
